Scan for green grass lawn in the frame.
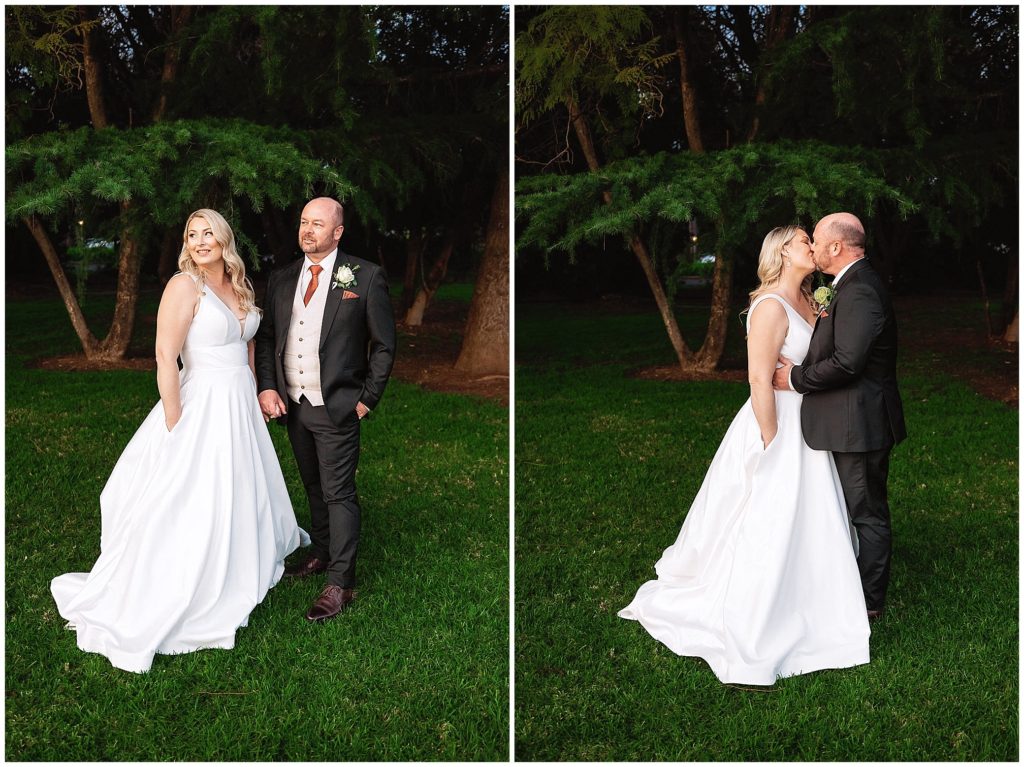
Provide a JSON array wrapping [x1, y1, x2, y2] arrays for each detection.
[[5, 293, 509, 761], [515, 295, 1018, 761]]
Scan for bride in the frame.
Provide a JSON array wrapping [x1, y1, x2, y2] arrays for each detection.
[[619, 225, 869, 686], [51, 209, 308, 673]]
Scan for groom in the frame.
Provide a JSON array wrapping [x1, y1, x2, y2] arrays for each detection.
[[255, 197, 396, 622], [774, 212, 906, 621]]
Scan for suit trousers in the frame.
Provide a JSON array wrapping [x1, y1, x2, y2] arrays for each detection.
[[832, 446, 893, 612], [287, 396, 361, 588]]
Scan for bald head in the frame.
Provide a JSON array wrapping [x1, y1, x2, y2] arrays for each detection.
[[811, 212, 866, 275], [817, 212, 865, 251], [308, 197, 344, 227], [299, 197, 345, 261]]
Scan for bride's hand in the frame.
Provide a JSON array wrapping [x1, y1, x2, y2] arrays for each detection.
[[761, 430, 776, 449], [165, 411, 181, 432]]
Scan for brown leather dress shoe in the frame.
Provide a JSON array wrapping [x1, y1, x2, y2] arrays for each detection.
[[305, 584, 355, 622], [285, 555, 328, 578]]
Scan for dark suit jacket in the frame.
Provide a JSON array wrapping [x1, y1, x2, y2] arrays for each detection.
[[255, 251, 396, 427], [791, 259, 907, 452]]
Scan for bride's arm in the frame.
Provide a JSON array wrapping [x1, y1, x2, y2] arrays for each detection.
[[155, 275, 197, 431], [248, 340, 256, 382], [746, 299, 789, 448]]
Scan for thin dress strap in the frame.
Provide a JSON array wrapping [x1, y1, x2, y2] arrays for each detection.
[[745, 293, 792, 334]]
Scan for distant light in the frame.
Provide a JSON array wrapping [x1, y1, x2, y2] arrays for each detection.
[[77, 220, 85, 226], [690, 235, 698, 243]]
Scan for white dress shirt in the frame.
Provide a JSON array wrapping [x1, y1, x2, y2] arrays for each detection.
[[830, 257, 864, 289], [297, 249, 338, 301]]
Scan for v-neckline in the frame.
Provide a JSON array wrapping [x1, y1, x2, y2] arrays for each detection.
[[205, 285, 248, 339], [768, 294, 815, 330]]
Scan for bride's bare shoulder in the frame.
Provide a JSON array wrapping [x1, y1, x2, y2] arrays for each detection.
[[747, 295, 788, 332]]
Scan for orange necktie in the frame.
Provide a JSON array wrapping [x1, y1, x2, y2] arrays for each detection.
[[303, 264, 323, 306]]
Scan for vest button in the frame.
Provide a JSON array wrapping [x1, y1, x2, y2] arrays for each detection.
[[298, 338, 303, 342], [300, 321, 304, 325], [298, 354, 302, 358]]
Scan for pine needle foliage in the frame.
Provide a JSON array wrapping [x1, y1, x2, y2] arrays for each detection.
[[516, 141, 915, 267], [516, 6, 673, 127], [6, 119, 363, 264]]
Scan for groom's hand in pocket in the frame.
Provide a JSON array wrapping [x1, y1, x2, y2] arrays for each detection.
[[258, 390, 288, 422]]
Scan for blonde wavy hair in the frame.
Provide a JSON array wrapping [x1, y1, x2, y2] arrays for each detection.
[[177, 208, 258, 315], [747, 225, 815, 311]]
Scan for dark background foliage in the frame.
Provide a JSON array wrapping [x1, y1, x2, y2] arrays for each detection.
[[515, 5, 1018, 306]]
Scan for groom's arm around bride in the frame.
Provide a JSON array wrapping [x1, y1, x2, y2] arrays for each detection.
[[773, 212, 906, 618]]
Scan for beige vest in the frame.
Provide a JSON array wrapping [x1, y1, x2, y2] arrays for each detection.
[[283, 266, 329, 405]]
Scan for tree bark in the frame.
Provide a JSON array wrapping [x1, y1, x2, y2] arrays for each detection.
[[23, 215, 99, 354], [1002, 253, 1018, 333], [568, 97, 695, 369], [1003, 310, 1018, 343], [157, 227, 180, 285], [151, 5, 192, 123], [695, 239, 735, 370], [404, 227, 457, 326], [97, 201, 141, 359], [402, 227, 426, 313], [78, 6, 108, 129], [672, 7, 704, 153], [455, 167, 509, 377], [747, 6, 796, 142]]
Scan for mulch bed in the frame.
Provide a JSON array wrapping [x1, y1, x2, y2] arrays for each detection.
[[626, 295, 1018, 409], [28, 296, 509, 405]]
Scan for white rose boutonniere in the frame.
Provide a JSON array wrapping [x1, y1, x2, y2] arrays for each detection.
[[331, 263, 360, 290], [813, 285, 834, 312]]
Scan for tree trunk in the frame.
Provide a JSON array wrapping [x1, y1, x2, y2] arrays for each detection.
[[1002, 254, 1018, 333], [404, 227, 457, 326], [746, 6, 795, 142], [151, 5, 192, 123], [568, 97, 695, 369], [157, 227, 180, 284], [976, 255, 993, 336], [402, 227, 426, 313], [23, 215, 99, 354], [455, 167, 509, 377], [695, 240, 735, 370], [78, 6, 108, 129], [672, 7, 704, 153], [96, 201, 141, 359], [1004, 310, 1018, 343]]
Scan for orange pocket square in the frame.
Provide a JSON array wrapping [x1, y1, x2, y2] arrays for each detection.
[[342, 290, 359, 300]]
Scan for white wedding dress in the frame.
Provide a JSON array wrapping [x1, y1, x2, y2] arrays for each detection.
[[51, 276, 308, 673], [619, 294, 869, 685]]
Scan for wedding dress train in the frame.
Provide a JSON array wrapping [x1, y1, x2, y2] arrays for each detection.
[[619, 294, 869, 685], [52, 276, 308, 673]]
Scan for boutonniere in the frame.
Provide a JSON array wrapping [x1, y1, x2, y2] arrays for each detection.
[[331, 263, 360, 290], [813, 285, 834, 314]]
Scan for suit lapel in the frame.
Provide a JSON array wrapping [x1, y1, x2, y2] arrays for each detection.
[[276, 259, 303, 353], [320, 269, 344, 349]]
